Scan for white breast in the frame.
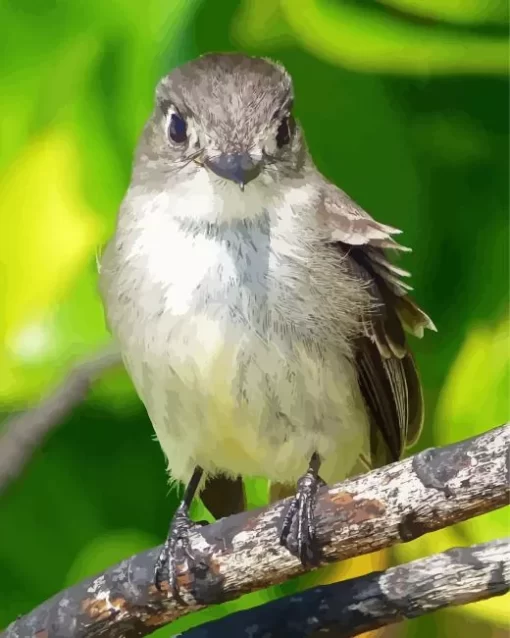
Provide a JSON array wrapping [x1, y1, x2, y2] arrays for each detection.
[[100, 172, 370, 488]]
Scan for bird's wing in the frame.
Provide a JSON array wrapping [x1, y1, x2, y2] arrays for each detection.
[[319, 183, 436, 466]]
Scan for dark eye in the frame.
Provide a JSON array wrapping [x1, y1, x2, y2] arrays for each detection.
[[168, 113, 187, 143], [276, 116, 294, 148]]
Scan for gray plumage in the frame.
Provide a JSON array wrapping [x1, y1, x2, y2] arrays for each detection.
[[99, 53, 435, 517]]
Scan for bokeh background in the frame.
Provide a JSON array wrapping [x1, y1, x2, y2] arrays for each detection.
[[0, 0, 508, 635]]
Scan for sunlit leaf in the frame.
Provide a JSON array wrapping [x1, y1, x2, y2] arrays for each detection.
[[379, 0, 509, 25], [244, 476, 270, 509], [231, 0, 293, 48], [0, 6, 101, 171], [235, 0, 509, 75], [434, 321, 509, 444], [0, 129, 103, 403]]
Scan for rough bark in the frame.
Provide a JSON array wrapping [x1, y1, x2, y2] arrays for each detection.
[[2, 422, 508, 638], [178, 538, 510, 637]]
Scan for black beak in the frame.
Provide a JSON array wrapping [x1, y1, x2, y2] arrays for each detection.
[[205, 153, 261, 189]]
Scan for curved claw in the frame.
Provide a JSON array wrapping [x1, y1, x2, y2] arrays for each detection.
[[154, 506, 209, 603], [280, 471, 324, 566]]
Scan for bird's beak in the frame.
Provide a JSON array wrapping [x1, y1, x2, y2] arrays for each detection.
[[204, 153, 261, 190]]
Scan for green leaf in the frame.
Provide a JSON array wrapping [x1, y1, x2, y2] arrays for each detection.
[[235, 0, 509, 75], [434, 320, 509, 445], [244, 476, 270, 509], [379, 0, 509, 25]]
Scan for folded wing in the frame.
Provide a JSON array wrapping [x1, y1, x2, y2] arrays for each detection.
[[320, 184, 436, 466]]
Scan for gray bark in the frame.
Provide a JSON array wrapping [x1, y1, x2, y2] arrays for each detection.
[[2, 422, 508, 638], [178, 537, 510, 637]]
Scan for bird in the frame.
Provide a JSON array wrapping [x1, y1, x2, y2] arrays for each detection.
[[98, 52, 435, 597]]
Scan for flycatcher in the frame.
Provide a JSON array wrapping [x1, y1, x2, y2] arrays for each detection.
[[99, 53, 435, 595]]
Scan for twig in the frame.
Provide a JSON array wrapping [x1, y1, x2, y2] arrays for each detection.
[[2, 422, 508, 638], [0, 347, 122, 494], [177, 537, 510, 637]]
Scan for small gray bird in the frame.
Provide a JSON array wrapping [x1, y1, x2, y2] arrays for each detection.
[[99, 53, 435, 594]]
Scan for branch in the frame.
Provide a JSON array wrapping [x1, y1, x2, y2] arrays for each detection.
[[177, 537, 510, 637], [2, 423, 508, 638], [0, 347, 122, 495]]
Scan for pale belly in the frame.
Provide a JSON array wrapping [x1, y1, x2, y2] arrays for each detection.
[[122, 311, 370, 487], [103, 187, 373, 488]]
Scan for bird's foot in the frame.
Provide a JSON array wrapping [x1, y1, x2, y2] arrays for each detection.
[[154, 504, 208, 602], [280, 470, 325, 566]]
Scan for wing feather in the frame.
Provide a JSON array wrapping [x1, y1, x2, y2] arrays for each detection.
[[319, 183, 434, 465]]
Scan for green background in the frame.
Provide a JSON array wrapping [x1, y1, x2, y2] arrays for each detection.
[[0, 0, 508, 635]]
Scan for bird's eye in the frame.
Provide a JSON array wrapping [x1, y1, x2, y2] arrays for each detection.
[[168, 113, 187, 143], [276, 116, 294, 148]]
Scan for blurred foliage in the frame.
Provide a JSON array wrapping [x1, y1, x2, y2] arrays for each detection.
[[379, 0, 509, 25], [0, 0, 508, 635], [234, 0, 509, 74]]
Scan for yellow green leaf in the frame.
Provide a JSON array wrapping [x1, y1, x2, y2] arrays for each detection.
[[231, 0, 293, 48], [379, 0, 508, 25], [434, 320, 509, 444], [236, 0, 510, 75], [0, 129, 103, 402]]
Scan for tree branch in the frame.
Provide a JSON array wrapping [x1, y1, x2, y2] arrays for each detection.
[[177, 537, 510, 637], [2, 423, 508, 638], [0, 347, 122, 495]]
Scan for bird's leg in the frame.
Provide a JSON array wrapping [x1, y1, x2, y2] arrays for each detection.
[[154, 466, 208, 600], [280, 452, 325, 566]]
